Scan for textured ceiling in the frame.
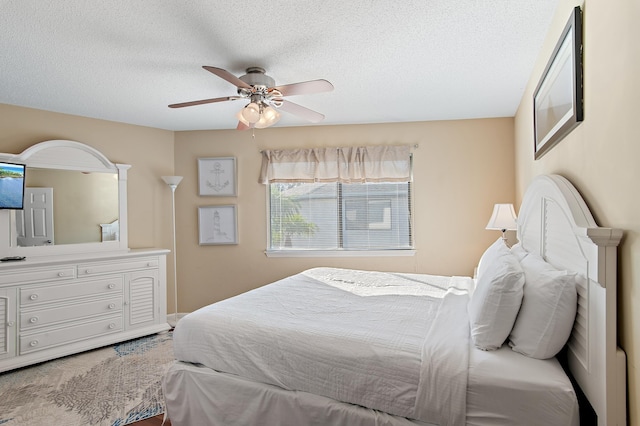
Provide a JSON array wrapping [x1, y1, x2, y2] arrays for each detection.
[[0, 1, 558, 131]]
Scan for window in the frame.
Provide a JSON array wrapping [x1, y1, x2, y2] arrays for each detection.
[[268, 181, 412, 251], [261, 145, 413, 254]]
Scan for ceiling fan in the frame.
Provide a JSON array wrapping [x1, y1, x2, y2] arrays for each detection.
[[169, 66, 334, 130]]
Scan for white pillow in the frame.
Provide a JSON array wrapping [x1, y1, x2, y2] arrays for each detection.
[[508, 254, 577, 359], [476, 237, 506, 281], [468, 242, 525, 351], [510, 243, 529, 262]]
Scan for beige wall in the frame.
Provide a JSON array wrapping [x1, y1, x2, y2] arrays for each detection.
[[173, 118, 515, 311], [514, 0, 640, 423], [0, 103, 176, 270]]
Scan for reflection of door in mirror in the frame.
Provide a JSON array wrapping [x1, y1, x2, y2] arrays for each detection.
[[16, 169, 119, 246], [16, 187, 54, 246], [100, 219, 119, 242]]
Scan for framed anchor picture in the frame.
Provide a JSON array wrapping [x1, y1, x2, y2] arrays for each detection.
[[198, 157, 237, 197]]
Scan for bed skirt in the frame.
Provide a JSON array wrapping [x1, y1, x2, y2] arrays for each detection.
[[163, 361, 433, 426]]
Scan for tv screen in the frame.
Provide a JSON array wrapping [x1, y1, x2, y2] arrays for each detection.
[[0, 161, 26, 209]]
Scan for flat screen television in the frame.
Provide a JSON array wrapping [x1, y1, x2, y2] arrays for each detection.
[[0, 161, 26, 209]]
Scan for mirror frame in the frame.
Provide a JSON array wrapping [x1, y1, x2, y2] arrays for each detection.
[[0, 140, 130, 257]]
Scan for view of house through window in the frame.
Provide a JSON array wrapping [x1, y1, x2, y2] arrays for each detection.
[[268, 182, 413, 251]]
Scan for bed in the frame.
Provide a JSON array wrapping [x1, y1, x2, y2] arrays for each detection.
[[162, 174, 626, 425]]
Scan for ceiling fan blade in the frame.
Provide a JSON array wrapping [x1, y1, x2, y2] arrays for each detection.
[[236, 120, 250, 131], [278, 100, 325, 123], [274, 79, 334, 97], [203, 66, 252, 89], [168, 96, 241, 109]]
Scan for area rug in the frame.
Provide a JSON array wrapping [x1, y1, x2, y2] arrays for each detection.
[[0, 330, 174, 426]]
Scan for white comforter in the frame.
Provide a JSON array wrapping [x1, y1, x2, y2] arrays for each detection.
[[173, 267, 473, 424]]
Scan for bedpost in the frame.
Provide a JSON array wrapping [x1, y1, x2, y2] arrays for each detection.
[[586, 233, 625, 426]]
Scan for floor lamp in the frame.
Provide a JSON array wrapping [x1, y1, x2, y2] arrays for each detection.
[[162, 176, 183, 327]]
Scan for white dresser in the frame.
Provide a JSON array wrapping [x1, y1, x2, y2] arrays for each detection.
[[0, 140, 174, 373], [0, 249, 169, 372]]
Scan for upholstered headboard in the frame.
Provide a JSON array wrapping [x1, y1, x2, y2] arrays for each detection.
[[517, 174, 625, 425]]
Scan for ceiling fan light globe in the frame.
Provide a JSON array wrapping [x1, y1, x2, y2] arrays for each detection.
[[263, 106, 279, 120], [255, 106, 281, 129], [236, 110, 249, 126], [241, 102, 261, 123]]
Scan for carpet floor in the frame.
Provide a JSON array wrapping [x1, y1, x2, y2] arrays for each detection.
[[0, 330, 174, 426]]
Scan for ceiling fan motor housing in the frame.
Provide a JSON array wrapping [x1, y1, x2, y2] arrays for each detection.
[[238, 67, 275, 95]]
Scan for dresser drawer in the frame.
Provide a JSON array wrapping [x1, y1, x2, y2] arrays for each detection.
[[77, 257, 159, 276], [0, 266, 76, 286], [20, 277, 123, 307], [19, 315, 123, 354], [20, 296, 122, 331]]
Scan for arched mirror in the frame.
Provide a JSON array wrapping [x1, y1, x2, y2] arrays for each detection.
[[0, 140, 130, 257]]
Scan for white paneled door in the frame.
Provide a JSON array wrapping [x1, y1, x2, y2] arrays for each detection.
[[16, 187, 54, 246]]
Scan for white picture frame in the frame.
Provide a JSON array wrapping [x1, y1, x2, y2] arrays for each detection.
[[198, 157, 237, 196], [198, 205, 238, 245]]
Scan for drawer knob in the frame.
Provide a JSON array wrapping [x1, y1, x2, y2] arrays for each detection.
[[108, 323, 116, 329], [58, 272, 65, 277], [7, 321, 14, 327], [85, 269, 92, 274], [108, 283, 115, 289], [29, 340, 39, 347], [29, 316, 38, 324], [108, 303, 116, 309], [29, 294, 39, 301]]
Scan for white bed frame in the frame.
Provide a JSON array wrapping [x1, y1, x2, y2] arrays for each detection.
[[517, 174, 626, 425]]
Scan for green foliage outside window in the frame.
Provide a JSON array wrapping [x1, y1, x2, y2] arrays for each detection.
[[270, 185, 317, 247]]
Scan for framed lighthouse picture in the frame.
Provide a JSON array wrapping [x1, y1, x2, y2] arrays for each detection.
[[198, 157, 237, 196], [198, 205, 238, 245]]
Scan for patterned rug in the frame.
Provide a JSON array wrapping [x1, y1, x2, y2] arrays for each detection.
[[0, 331, 174, 426]]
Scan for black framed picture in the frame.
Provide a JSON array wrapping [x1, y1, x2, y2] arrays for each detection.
[[533, 6, 583, 160]]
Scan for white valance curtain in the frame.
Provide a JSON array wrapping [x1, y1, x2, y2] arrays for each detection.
[[259, 145, 411, 184]]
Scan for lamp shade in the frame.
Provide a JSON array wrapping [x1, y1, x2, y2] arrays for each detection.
[[486, 203, 517, 231], [162, 176, 183, 187]]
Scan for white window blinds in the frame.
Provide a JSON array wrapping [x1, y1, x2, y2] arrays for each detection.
[[259, 145, 411, 184]]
